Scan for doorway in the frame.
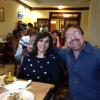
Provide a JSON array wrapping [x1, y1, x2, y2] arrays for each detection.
[[49, 12, 81, 32]]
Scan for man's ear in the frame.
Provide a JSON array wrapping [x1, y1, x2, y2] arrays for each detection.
[[83, 34, 85, 40]]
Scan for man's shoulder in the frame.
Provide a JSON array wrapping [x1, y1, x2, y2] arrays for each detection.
[[94, 47, 100, 55], [53, 47, 69, 58]]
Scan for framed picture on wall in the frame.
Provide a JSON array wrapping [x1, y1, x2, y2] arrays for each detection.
[[0, 7, 4, 22]]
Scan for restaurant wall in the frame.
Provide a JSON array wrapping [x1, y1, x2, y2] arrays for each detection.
[[80, 10, 89, 41], [31, 10, 89, 40], [0, 0, 18, 38], [88, 0, 100, 47], [0, 0, 31, 38], [0, 0, 89, 40]]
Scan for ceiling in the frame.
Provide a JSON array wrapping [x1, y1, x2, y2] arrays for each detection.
[[16, 0, 90, 8]]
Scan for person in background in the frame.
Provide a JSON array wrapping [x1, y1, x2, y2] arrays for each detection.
[[16, 21, 24, 33], [57, 24, 100, 100], [27, 23, 34, 35], [39, 24, 48, 33], [52, 30, 64, 48], [6, 33, 13, 41], [14, 31, 38, 62], [13, 21, 25, 39], [18, 32, 63, 85], [34, 22, 39, 32]]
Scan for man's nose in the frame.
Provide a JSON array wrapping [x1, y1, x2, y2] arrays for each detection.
[[70, 34, 75, 40]]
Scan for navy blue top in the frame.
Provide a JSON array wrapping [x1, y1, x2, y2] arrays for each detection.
[[58, 43, 100, 100], [18, 52, 62, 84]]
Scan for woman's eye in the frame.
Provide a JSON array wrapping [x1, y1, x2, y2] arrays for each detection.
[[39, 39, 43, 42], [45, 40, 49, 43]]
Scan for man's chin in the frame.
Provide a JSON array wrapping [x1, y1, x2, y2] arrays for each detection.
[[71, 46, 82, 50]]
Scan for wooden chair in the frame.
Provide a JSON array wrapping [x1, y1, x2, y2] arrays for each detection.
[[4, 41, 13, 64], [12, 38, 30, 76], [0, 42, 8, 67], [0, 52, 6, 67], [12, 39, 19, 76]]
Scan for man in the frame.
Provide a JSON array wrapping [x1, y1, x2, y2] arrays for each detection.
[[58, 24, 100, 100], [15, 31, 38, 62]]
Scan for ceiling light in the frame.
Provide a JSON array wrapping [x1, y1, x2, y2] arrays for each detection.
[[58, 5, 64, 9]]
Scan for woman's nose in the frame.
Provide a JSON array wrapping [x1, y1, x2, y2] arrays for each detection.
[[42, 41, 46, 45]]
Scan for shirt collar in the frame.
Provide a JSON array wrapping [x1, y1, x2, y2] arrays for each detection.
[[82, 42, 94, 54]]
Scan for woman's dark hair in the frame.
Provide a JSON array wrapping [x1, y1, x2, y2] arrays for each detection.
[[52, 30, 61, 38], [27, 23, 33, 28], [64, 24, 84, 35], [32, 32, 53, 56]]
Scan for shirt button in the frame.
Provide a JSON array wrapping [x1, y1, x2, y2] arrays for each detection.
[[37, 76, 40, 79], [27, 74, 29, 76], [53, 56, 55, 59], [30, 64, 32, 66], [37, 61, 40, 63], [24, 68, 26, 70], [28, 59, 30, 61], [40, 66, 43, 68], [33, 70, 36, 72], [47, 61, 50, 64], [44, 72, 47, 75]]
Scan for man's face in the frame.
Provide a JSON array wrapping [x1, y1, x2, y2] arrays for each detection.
[[65, 27, 84, 50], [31, 35, 37, 42]]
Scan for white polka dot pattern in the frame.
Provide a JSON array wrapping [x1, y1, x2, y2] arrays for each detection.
[[28, 59, 30, 61]]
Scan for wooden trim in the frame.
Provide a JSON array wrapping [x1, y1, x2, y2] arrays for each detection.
[[30, 7, 89, 10], [15, 0, 31, 9], [49, 12, 81, 19], [49, 12, 81, 31]]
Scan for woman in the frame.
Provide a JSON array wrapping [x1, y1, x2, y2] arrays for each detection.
[[18, 32, 63, 84], [51, 30, 64, 48]]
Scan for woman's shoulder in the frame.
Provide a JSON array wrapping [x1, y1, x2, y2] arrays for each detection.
[[53, 47, 68, 55], [23, 52, 35, 60]]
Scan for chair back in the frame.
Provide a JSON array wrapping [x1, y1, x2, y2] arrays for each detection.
[[12, 39, 19, 76], [12, 39, 19, 56]]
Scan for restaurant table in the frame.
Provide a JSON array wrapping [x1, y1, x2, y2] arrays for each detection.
[[0, 79, 54, 100], [27, 81, 54, 100], [0, 40, 9, 49]]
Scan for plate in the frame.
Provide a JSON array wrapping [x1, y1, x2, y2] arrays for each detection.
[[0, 90, 34, 100], [0, 75, 16, 86], [4, 80, 32, 90]]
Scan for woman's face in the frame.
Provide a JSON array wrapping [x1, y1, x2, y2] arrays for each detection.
[[37, 36, 50, 53], [52, 32, 57, 38], [52, 32, 57, 44]]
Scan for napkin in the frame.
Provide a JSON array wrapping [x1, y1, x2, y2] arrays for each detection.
[[4, 80, 32, 90]]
